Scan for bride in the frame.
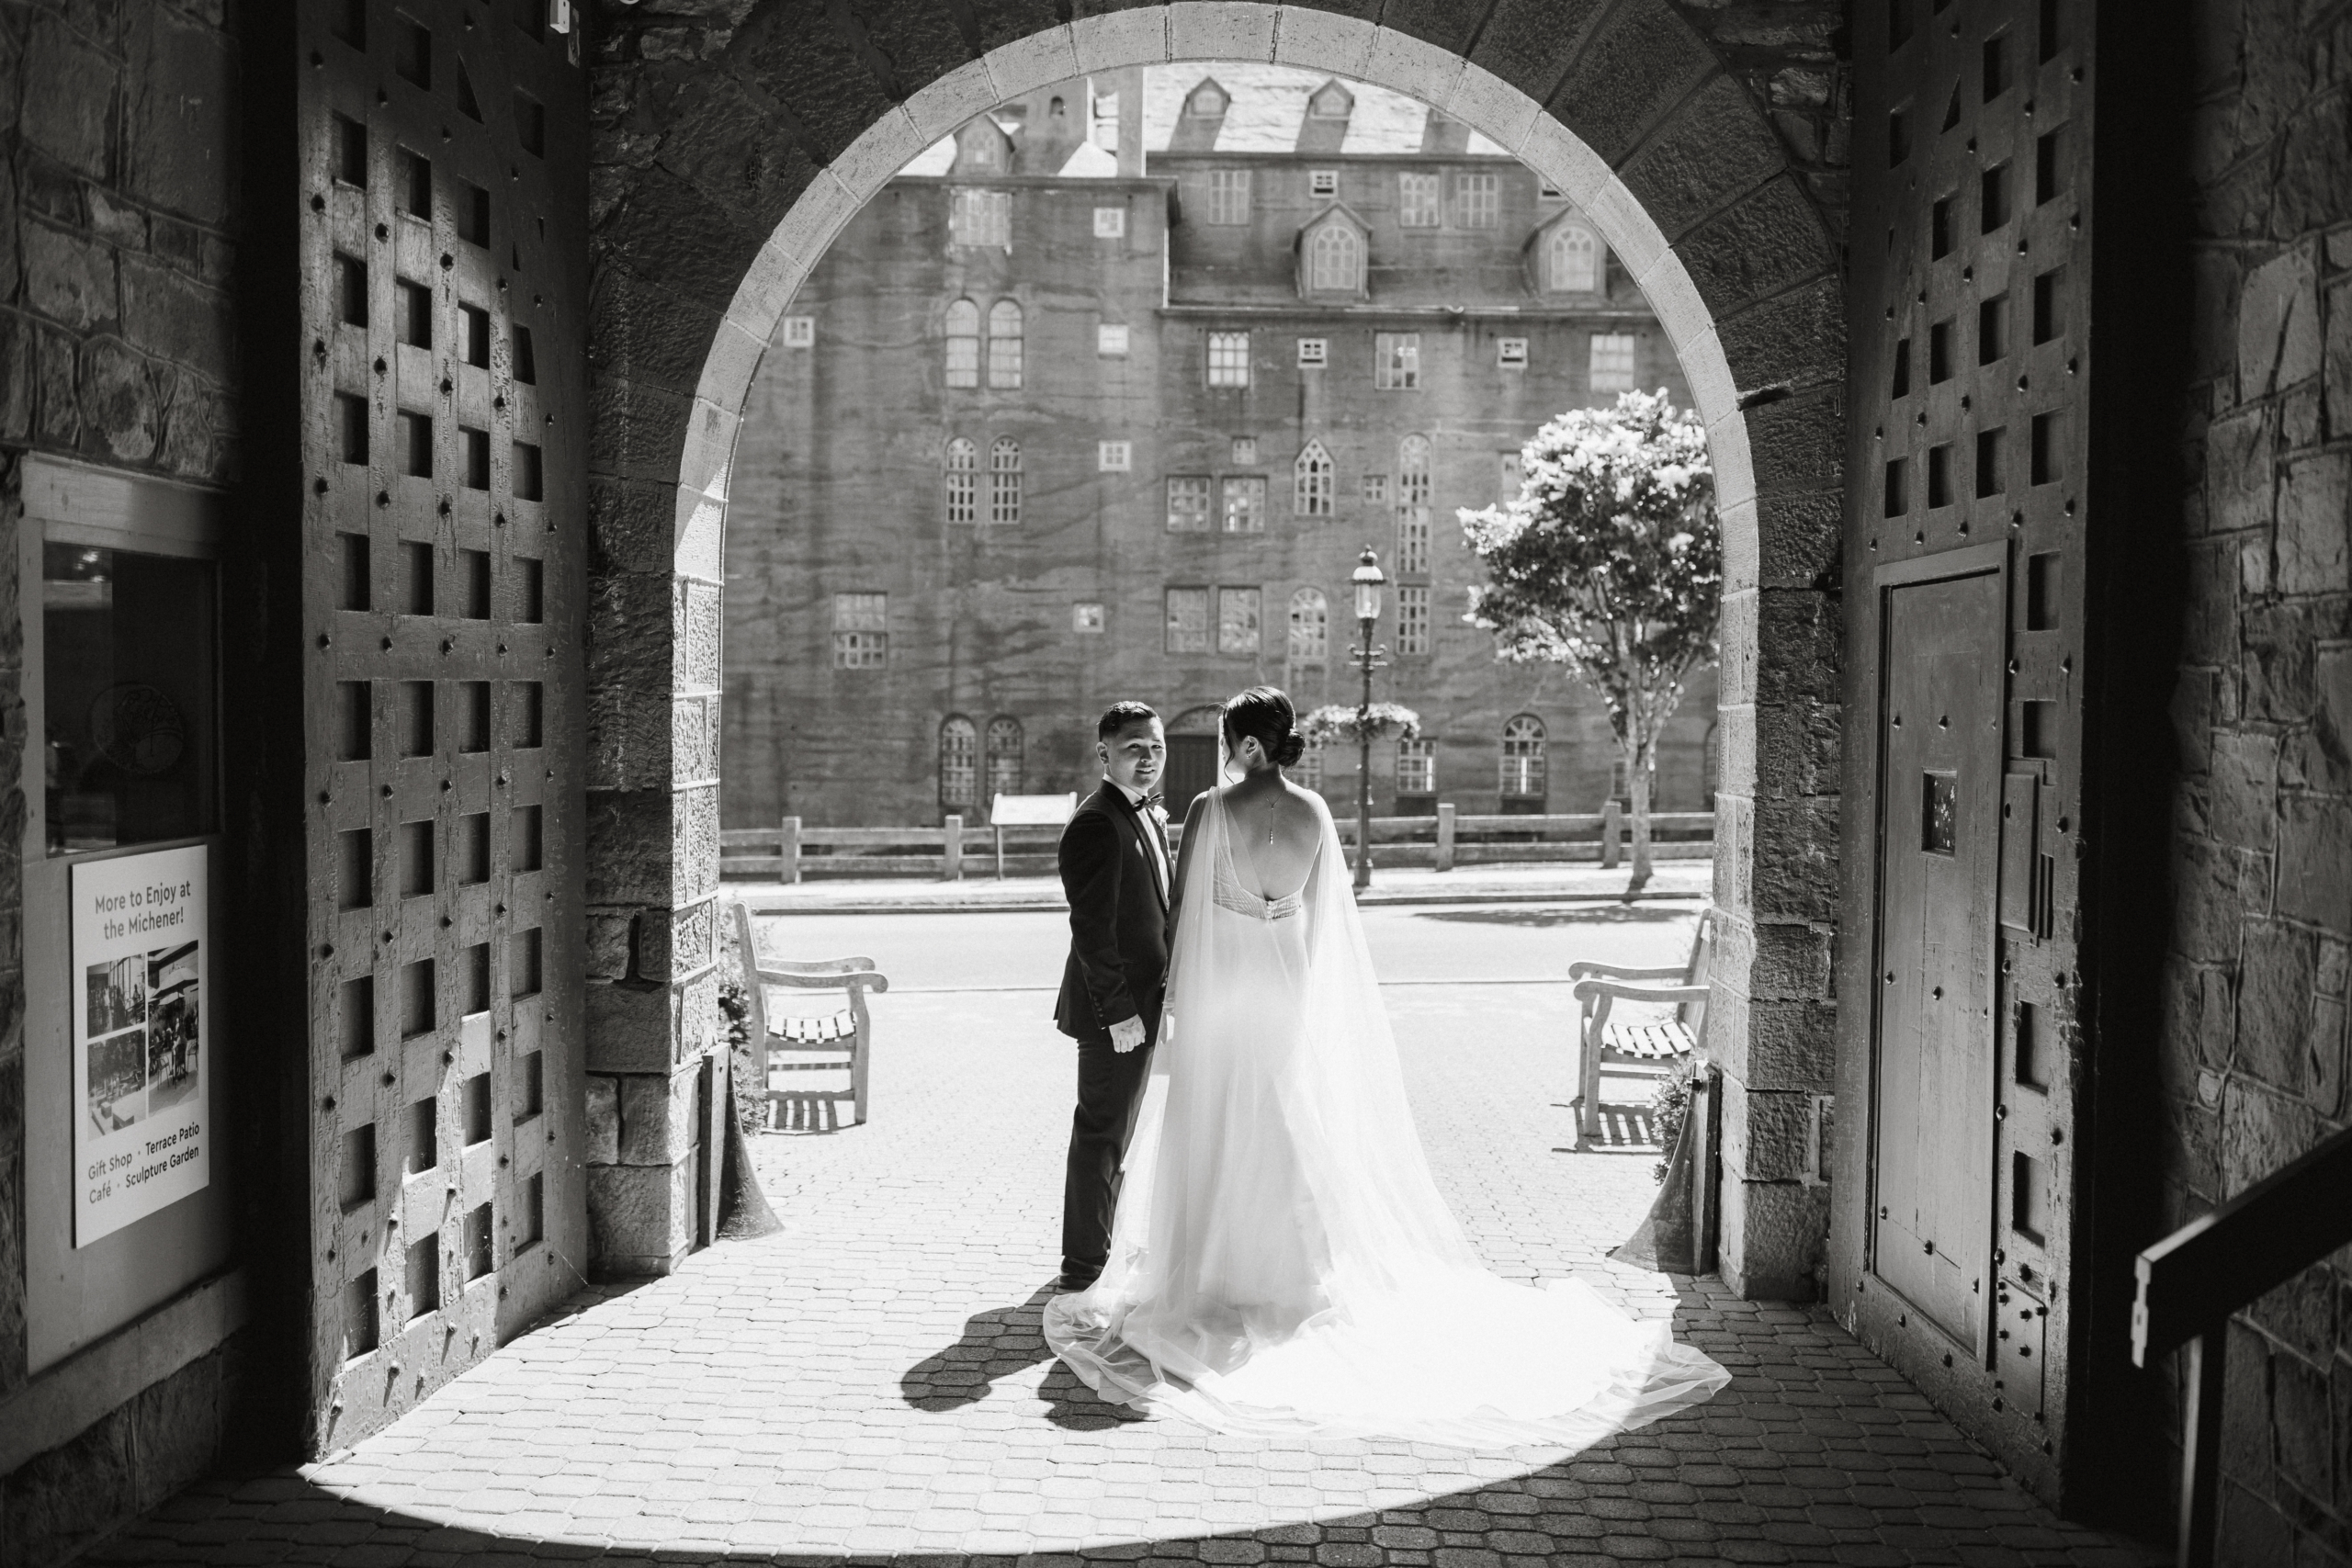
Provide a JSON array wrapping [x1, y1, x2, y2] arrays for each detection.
[[1043, 687, 1730, 1447]]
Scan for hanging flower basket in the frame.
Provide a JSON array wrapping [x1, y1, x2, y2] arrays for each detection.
[[1300, 703, 1422, 747]]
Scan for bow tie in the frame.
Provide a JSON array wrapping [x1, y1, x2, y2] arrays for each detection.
[[1140, 790, 1165, 813]]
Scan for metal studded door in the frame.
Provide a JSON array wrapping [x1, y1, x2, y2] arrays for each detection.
[[1836, 0, 2090, 1505], [297, 0, 585, 1454]]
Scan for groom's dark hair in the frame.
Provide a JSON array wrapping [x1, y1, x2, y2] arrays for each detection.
[[1097, 701, 1160, 739]]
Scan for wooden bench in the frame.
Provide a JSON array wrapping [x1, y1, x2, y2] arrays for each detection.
[[730, 900, 890, 1131], [1569, 910, 1716, 1142]]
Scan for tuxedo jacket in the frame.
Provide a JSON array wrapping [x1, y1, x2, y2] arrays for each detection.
[[1054, 783, 1173, 1043]]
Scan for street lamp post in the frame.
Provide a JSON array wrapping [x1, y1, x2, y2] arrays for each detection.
[[1349, 547, 1388, 893]]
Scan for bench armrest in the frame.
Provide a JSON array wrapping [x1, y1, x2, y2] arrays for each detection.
[[761, 956, 876, 976], [1571, 979, 1709, 1005], [1567, 961, 1690, 982], [754, 966, 890, 994]]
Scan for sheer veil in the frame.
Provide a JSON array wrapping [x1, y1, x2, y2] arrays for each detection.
[[1044, 784, 1730, 1447]]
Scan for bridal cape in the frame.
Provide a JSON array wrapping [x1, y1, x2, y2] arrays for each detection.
[[1043, 786, 1730, 1447]]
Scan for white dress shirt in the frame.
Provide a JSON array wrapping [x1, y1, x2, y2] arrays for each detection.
[[1111, 778, 1171, 901]]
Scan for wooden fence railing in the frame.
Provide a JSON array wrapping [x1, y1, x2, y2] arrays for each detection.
[[719, 802, 1715, 883]]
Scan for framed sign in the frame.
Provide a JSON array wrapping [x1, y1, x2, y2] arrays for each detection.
[[71, 843, 209, 1246]]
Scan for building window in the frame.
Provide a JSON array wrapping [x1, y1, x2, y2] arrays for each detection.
[[782, 315, 816, 348], [1093, 206, 1125, 238], [1207, 169, 1251, 225], [1363, 473, 1388, 503], [1498, 337, 1529, 368], [945, 299, 980, 388], [1207, 331, 1250, 387], [1288, 588, 1329, 661], [1298, 337, 1328, 367], [1167, 476, 1212, 531], [1309, 82, 1351, 119], [1185, 80, 1227, 118], [1166, 587, 1210, 654], [939, 716, 977, 809], [1590, 332, 1637, 392], [1396, 585, 1430, 655], [1099, 441, 1132, 472], [833, 593, 888, 669], [1539, 175, 1565, 197], [1098, 323, 1129, 356], [988, 299, 1023, 389], [1294, 441, 1335, 516], [1306, 221, 1363, 293], [1231, 435, 1258, 465], [1500, 714, 1546, 802], [1218, 587, 1261, 655], [1091, 90, 1120, 150], [1375, 333, 1421, 389], [1498, 449, 1523, 502], [1399, 172, 1440, 227], [1547, 224, 1599, 292], [944, 437, 978, 524], [986, 716, 1023, 801], [950, 187, 1011, 248], [1072, 603, 1106, 634], [1396, 512, 1430, 573], [989, 438, 1022, 525], [1454, 172, 1499, 228], [1397, 434, 1431, 572], [1222, 476, 1267, 533], [1309, 168, 1338, 197], [1397, 737, 1435, 796]]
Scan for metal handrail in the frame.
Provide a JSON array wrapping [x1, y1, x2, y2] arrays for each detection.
[[2132, 1122, 2352, 1567]]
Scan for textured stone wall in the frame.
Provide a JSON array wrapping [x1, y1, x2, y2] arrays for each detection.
[[2165, 1, 2352, 1556]]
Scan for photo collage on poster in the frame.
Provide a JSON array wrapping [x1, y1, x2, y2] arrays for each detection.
[[82, 941, 200, 1138]]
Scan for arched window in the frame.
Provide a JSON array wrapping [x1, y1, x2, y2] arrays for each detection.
[[1547, 224, 1599, 293], [1307, 221, 1361, 293], [986, 716, 1023, 802], [1294, 440, 1334, 516], [989, 437, 1022, 525], [939, 716, 978, 810], [988, 299, 1023, 389], [1499, 714, 1546, 805], [1287, 587, 1329, 661], [943, 438, 978, 525], [944, 299, 979, 388]]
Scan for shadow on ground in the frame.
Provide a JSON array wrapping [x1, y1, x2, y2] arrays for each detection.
[[1413, 905, 1690, 928]]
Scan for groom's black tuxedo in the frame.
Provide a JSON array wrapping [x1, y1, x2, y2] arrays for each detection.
[[1053, 782, 1173, 1281]]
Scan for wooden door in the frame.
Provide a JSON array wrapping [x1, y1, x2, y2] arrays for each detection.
[[296, 0, 586, 1456], [1871, 565, 2004, 1353], [1164, 735, 1219, 818]]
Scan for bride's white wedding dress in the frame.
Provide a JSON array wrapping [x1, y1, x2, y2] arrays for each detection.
[[1042, 785, 1730, 1447]]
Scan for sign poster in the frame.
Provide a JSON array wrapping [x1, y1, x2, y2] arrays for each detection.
[[72, 845, 208, 1247]]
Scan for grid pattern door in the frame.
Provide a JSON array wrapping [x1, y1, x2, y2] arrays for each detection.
[[298, 0, 585, 1455], [1848, 0, 2087, 1500]]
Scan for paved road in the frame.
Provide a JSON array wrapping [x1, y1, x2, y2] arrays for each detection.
[[96, 905, 2160, 1566]]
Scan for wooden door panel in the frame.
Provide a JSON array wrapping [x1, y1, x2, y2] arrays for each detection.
[[1164, 735, 1219, 818]]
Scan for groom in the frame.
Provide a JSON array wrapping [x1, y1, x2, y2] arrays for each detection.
[[1052, 701, 1173, 1292]]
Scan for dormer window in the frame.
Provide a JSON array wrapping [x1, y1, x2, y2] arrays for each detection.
[[1308, 82, 1353, 118], [1185, 81, 1227, 117], [1544, 220, 1600, 293], [1300, 209, 1367, 298]]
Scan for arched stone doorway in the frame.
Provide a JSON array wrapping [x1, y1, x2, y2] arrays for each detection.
[[584, 2, 1844, 1302]]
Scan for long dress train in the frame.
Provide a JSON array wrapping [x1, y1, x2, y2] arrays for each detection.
[[1042, 786, 1730, 1448]]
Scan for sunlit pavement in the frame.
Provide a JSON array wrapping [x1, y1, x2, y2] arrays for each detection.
[[95, 906, 2160, 1566]]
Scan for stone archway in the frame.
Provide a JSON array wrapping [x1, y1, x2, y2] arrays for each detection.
[[584, 2, 1845, 1299]]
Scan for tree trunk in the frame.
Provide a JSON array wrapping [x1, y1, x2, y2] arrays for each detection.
[[1627, 732, 1655, 896]]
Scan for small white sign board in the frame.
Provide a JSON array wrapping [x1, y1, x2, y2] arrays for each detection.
[[992, 793, 1078, 827], [72, 844, 209, 1247]]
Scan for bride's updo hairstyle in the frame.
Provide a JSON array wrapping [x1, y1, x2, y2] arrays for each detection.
[[1224, 686, 1308, 769]]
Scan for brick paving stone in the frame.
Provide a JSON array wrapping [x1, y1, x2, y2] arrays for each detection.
[[85, 950, 2174, 1566]]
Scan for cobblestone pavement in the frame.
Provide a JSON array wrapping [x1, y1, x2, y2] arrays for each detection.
[[97, 912, 2163, 1565]]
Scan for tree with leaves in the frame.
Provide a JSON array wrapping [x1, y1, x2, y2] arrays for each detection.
[[1459, 389, 1721, 893]]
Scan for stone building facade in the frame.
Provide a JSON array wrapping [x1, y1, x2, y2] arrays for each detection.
[[722, 65, 1713, 830]]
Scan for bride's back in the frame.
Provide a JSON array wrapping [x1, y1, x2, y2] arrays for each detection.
[[1219, 781, 1323, 901]]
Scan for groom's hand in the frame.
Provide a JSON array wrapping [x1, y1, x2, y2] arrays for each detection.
[[1110, 1016, 1148, 1054]]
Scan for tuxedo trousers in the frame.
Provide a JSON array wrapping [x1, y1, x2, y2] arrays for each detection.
[[1061, 1032, 1156, 1280]]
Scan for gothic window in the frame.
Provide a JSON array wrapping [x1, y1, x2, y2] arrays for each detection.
[[1396, 585, 1430, 656], [1500, 714, 1546, 801], [1398, 173, 1440, 228], [1397, 738, 1436, 796], [1218, 587, 1261, 655], [1589, 333, 1637, 392], [988, 299, 1023, 389], [944, 438, 978, 524], [1222, 477, 1266, 533], [939, 716, 977, 808], [1167, 476, 1212, 531], [1374, 333, 1420, 389], [833, 593, 888, 669], [1306, 222, 1362, 293], [1547, 224, 1600, 292], [986, 716, 1023, 802], [989, 437, 1022, 525], [1454, 172, 1500, 228], [1207, 169, 1251, 225], [1294, 441, 1334, 516], [1288, 588, 1329, 661], [1207, 331, 1250, 387], [944, 299, 979, 388]]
